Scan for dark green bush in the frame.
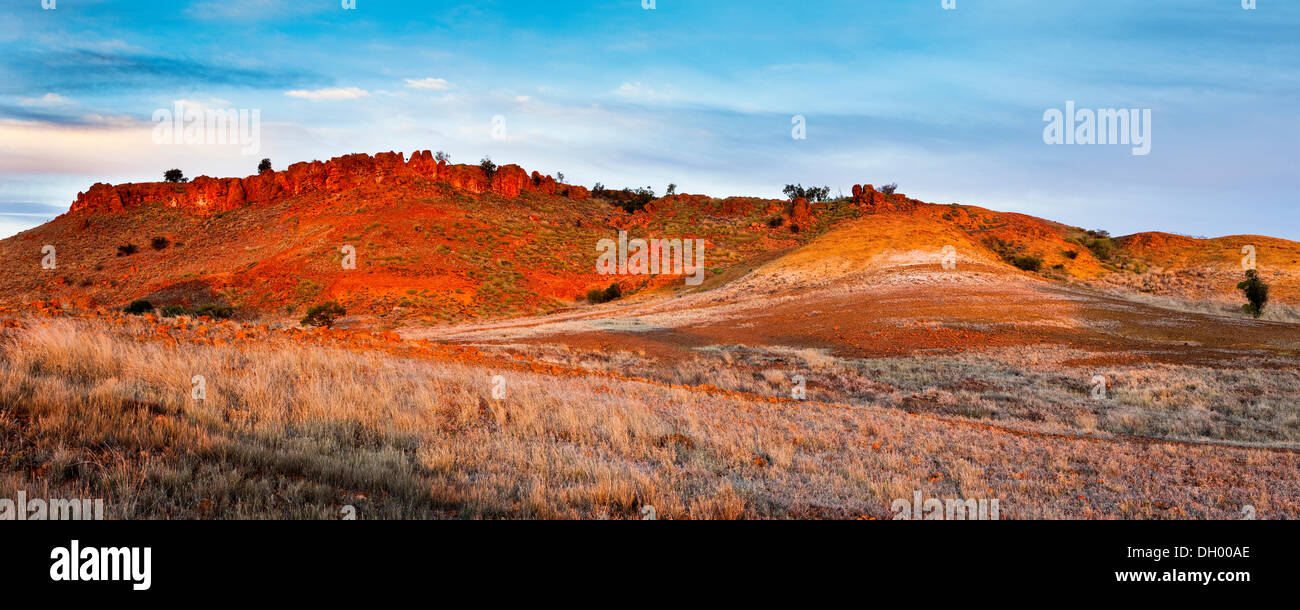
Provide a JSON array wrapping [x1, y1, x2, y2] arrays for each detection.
[[160, 305, 188, 317], [301, 301, 346, 328], [586, 283, 622, 304], [1238, 269, 1270, 318], [1012, 255, 1043, 272], [123, 300, 153, 315]]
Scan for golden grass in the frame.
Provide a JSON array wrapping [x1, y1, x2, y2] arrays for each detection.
[[2, 317, 1297, 519]]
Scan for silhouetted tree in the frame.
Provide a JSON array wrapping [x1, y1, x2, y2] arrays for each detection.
[[479, 156, 497, 180], [163, 169, 187, 183], [258, 158, 272, 173], [1238, 269, 1270, 318]]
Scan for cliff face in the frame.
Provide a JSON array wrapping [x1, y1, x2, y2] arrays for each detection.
[[70, 151, 586, 214]]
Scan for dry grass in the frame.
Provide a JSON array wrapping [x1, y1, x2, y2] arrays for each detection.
[[2, 316, 1297, 519]]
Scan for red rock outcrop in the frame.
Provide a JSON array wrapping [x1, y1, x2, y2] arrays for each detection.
[[490, 164, 531, 197], [788, 196, 813, 227], [851, 184, 916, 214], [69, 151, 592, 214]]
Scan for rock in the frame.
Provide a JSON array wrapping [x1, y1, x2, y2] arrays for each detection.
[[789, 196, 813, 226], [66, 151, 574, 215], [491, 164, 531, 197]]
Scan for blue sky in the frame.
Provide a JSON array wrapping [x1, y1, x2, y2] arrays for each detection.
[[1, 0, 1297, 239]]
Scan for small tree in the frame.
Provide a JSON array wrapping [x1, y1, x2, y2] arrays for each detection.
[[301, 301, 346, 328], [434, 151, 450, 163], [666, 183, 677, 196], [1238, 269, 1270, 318], [163, 169, 187, 183], [879, 183, 898, 195], [479, 156, 497, 180], [258, 158, 272, 174], [556, 172, 566, 182]]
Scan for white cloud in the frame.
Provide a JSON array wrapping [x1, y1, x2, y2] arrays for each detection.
[[18, 93, 69, 106], [284, 87, 370, 101], [404, 78, 452, 90]]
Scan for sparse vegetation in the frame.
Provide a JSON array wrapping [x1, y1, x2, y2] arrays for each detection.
[[150, 236, 171, 250], [878, 183, 898, 195], [301, 301, 346, 328], [434, 151, 450, 163], [1012, 255, 1043, 272], [116, 244, 139, 256], [163, 169, 187, 183]]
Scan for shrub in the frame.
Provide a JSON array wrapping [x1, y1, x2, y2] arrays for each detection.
[[258, 158, 272, 174], [586, 283, 622, 304], [1238, 269, 1270, 318], [878, 183, 898, 195], [194, 304, 235, 319], [301, 301, 346, 328], [1063, 249, 1079, 259], [123, 300, 153, 315], [160, 305, 188, 317], [1011, 255, 1043, 272], [782, 184, 831, 202], [479, 157, 497, 180], [434, 151, 450, 163], [766, 216, 785, 228], [117, 244, 139, 256], [666, 183, 677, 196], [163, 169, 186, 183], [150, 236, 171, 250]]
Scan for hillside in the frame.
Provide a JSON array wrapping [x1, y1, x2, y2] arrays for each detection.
[[1, 151, 1296, 328]]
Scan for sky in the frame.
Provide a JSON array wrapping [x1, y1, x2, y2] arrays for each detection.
[[1, 0, 1297, 239]]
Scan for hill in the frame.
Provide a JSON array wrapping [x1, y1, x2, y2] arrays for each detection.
[[1, 151, 1296, 328]]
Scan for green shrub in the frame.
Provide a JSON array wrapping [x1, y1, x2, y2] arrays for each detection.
[[301, 301, 346, 328], [123, 300, 154, 315], [194, 304, 235, 319], [160, 305, 188, 317], [1238, 269, 1270, 318], [1011, 255, 1043, 272], [586, 283, 622, 304]]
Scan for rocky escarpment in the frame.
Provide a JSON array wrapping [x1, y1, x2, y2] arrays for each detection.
[[70, 151, 590, 214]]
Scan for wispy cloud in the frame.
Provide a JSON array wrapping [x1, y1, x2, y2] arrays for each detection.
[[3, 49, 320, 95], [404, 78, 452, 90], [285, 87, 370, 101]]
